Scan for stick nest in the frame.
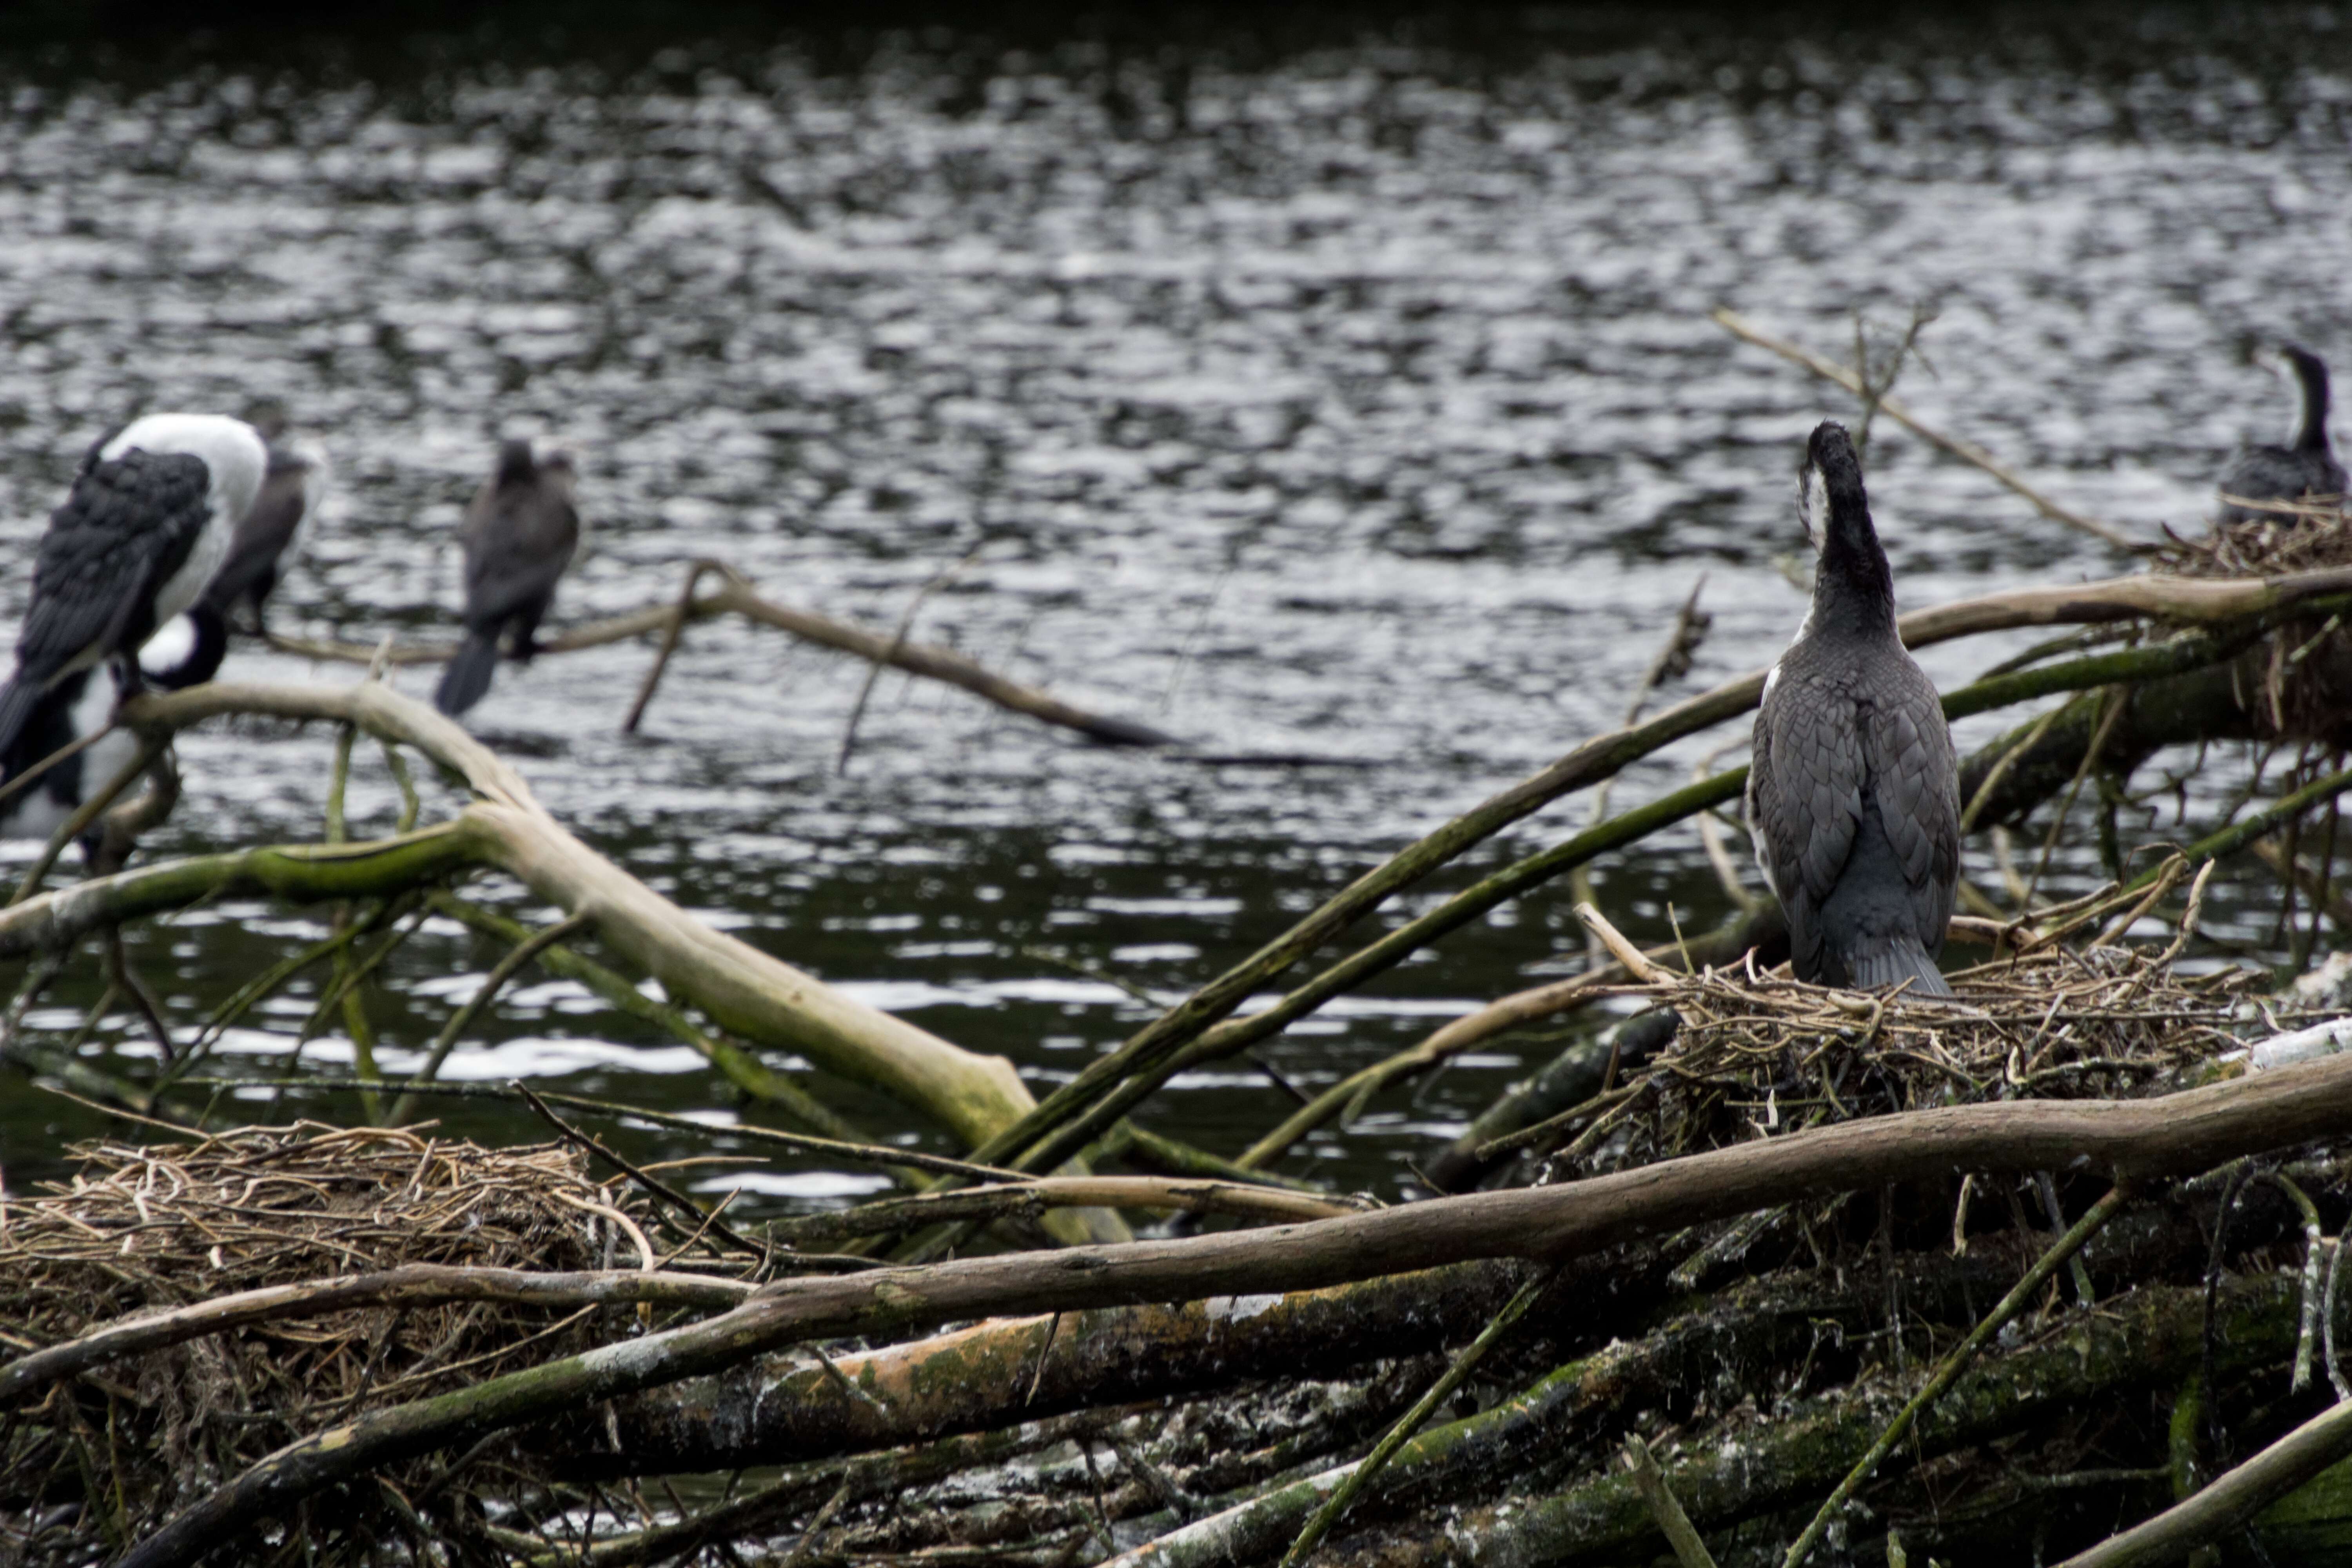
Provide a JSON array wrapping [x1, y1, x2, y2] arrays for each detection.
[[2143, 499, 2352, 744], [0, 1121, 659, 1554], [1552, 946, 2289, 1184]]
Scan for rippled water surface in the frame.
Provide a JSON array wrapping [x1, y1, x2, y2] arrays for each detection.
[[1, 5, 2348, 1200]]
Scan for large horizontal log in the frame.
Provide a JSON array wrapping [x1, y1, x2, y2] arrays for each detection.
[[118, 1050, 2352, 1568], [546, 1263, 1528, 1478]]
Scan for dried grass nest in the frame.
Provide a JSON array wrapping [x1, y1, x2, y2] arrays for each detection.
[[1548, 944, 2308, 1184], [0, 1121, 672, 1555]]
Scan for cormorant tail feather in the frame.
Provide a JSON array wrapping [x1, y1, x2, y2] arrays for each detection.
[[435, 632, 501, 717], [1844, 936, 1953, 998]]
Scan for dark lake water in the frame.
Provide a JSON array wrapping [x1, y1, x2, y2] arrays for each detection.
[[1, 4, 2348, 1209]]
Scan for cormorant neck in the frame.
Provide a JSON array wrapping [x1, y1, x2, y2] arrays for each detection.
[[2294, 355, 2334, 454], [1810, 505, 1898, 638]]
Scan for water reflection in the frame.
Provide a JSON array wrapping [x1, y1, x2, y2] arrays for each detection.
[[0, 5, 2346, 1201]]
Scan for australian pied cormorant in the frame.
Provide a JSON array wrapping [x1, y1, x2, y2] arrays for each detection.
[[2218, 344, 2345, 523], [0, 414, 265, 765], [1746, 421, 1959, 996], [435, 439, 581, 717], [0, 620, 222, 841]]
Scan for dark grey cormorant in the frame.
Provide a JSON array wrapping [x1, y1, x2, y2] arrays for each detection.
[[0, 414, 265, 765], [2218, 344, 2345, 523], [434, 439, 580, 717], [201, 425, 329, 636], [1747, 421, 1959, 996]]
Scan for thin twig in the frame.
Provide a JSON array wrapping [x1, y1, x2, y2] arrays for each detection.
[[1624, 1433, 1721, 1568], [1782, 1185, 2132, 1568], [1713, 308, 2143, 551], [513, 1080, 762, 1258], [1277, 1266, 1556, 1567], [622, 559, 737, 734], [8, 737, 161, 906], [387, 912, 592, 1124], [837, 544, 984, 775]]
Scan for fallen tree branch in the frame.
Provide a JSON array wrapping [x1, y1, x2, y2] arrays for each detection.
[[559, 1262, 1528, 1478], [1322, 1275, 2298, 1566], [110, 681, 1073, 1167], [2057, 1393, 2352, 1567], [116, 1051, 2352, 1566], [0, 1265, 751, 1402], [272, 572, 1181, 748], [767, 1176, 1362, 1249], [1782, 1184, 2134, 1567]]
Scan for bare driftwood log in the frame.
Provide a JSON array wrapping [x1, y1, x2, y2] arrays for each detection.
[[100, 681, 1071, 1164], [269, 568, 1181, 747], [108, 1053, 2352, 1567], [546, 1263, 1532, 1477]]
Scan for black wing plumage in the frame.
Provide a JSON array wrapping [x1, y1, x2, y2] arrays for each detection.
[[459, 491, 578, 633], [15, 449, 215, 684]]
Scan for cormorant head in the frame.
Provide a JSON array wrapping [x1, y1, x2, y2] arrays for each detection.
[[1797, 421, 1869, 553], [495, 438, 538, 486], [1796, 421, 1893, 626]]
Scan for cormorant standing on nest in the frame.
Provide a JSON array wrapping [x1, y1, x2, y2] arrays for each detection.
[[2218, 344, 2345, 523], [202, 420, 330, 636], [1747, 421, 1959, 996], [0, 414, 265, 766], [434, 439, 580, 717]]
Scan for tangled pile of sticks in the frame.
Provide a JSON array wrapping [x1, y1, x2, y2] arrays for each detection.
[[0, 1122, 682, 1552], [1533, 944, 2290, 1191]]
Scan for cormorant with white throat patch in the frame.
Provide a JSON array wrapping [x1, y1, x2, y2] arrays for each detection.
[[435, 439, 580, 718], [1747, 421, 1959, 996], [0, 414, 266, 765], [2218, 344, 2345, 524]]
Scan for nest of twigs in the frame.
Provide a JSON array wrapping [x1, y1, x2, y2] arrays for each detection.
[[2151, 497, 2352, 745], [2166, 495, 2352, 579], [1555, 945, 2284, 1186], [0, 1122, 662, 1553]]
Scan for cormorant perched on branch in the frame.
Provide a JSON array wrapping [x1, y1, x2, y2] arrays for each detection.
[[202, 423, 330, 636], [0, 618, 224, 841], [0, 414, 265, 764], [1747, 421, 1959, 996], [2218, 344, 2345, 523], [434, 439, 581, 717]]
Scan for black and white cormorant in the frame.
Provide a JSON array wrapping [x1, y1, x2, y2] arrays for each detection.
[[2218, 344, 2345, 524], [0, 414, 266, 767], [435, 439, 581, 718], [1747, 421, 1960, 996], [0, 619, 223, 841], [201, 422, 330, 636]]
